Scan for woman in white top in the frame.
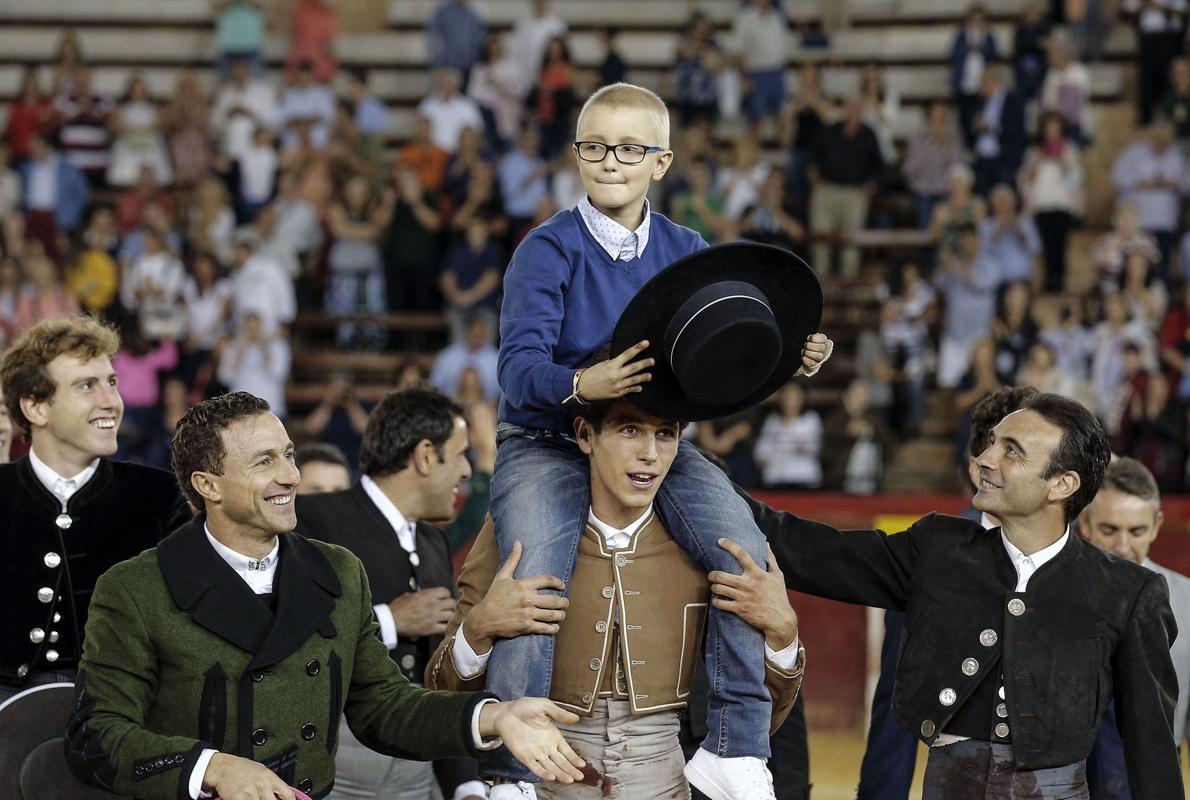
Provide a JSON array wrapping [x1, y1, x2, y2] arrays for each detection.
[[107, 75, 172, 186], [753, 382, 823, 489], [1019, 112, 1084, 292], [858, 63, 901, 167]]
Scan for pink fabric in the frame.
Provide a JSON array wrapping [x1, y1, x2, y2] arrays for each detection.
[[287, 0, 338, 82], [112, 338, 179, 408], [14, 287, 78, 332]]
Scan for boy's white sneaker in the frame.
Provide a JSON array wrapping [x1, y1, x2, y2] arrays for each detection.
[[489, 781, 538, 799], [683, 749, 775, 800]]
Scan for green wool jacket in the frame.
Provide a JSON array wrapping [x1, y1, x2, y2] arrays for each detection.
[[65, 517, 491, 800]]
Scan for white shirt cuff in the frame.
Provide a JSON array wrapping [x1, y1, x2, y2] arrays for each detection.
[[472, 697, 503, 751], [764, 635, 801, 671], [452, 780, 489, 800], [452, 621, 491, 679], [189, 748, 218, 799], [374, 603, 398, 649], [795, 339, 833, 377]]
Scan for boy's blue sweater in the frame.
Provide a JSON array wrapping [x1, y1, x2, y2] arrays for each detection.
[[498, 207, 707, 434]]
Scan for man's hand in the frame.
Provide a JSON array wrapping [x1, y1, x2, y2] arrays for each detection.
[[577, 340, 654, 401], [202, 753, 295, 800], [797, 332, 833, 376], [709, 542, 799, 651], [388, 587, 457, 639], [465, 541, 567, 653], [478, 698, 585, 783]]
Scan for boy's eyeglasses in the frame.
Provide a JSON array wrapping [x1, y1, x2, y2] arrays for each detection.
[[573, 141, 665, 165]]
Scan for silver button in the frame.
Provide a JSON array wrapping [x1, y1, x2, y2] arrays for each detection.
[[53, 612, 61, 623], [589, 658, 601, 671], [29, 628, 45, 643], [409, 553, 420, 567], [939, 688, 957, 706], [408, 577, 417, 590], [998, 685, 1006, 699], [581, 692, 592, 704], [1007, 598, 1025, 616], [55, 513, 72, 529], [400, 654, 415, 670], [601, 586, 614, 599], [45, 649, 59, 663], [615, 554, 627, 567], [37, 587, 54, 604], [49, 631, 59, 643], [996, 703, 1008, 718], [595, 621, 607, 633], [995, 722, 1010, 738], [979, 629, 998, 647], [16, 664, 29, 678], [44, 552, 62, 568], [921, 720, 936, 737], [961, 658, 979, 676]]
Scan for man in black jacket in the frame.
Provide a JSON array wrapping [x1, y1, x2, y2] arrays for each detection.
[[295, 386, 484, 800], [728, 393, 1182, 798], [0, 316, 190, 699]]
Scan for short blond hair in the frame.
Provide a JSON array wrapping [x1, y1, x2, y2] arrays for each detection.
[[576, 82, 671, 149]]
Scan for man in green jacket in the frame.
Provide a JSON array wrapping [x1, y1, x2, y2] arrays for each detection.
[[65, 391, 585, 800]]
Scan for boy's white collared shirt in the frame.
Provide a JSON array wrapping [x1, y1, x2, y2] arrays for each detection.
[[578, 194, 651, 262]]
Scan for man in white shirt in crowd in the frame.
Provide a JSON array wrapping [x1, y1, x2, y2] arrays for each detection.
[[510, 0, 568, 88], [418, 68, 485, 154], [212, 56, 279, 159], [278, 59, 336, 151], [229, 228, 296, 333]]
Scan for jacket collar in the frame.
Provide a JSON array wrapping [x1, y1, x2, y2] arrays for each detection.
[[16, 454, 113, 513], [158, 517, 342, 670]]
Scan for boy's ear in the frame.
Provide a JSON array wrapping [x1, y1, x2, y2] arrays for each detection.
[[576, 417, 595, 455], [651, 150, 674, 182]]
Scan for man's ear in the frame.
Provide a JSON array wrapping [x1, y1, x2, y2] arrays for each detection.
[[412, 438, 438, 476], [191, 471, 222, 505], [1076, 510, 1092, 541], [1048, 470, 1081, 506], [575, 417, 594, 455], [19, 394, 50, 430], [1152, 508, 1165, 543]]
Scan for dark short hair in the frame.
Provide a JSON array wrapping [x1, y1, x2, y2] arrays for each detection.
[[295, 442, 350, 471], [171, 392, 272, 511], [359, 385, 464, 477], [573, 398, 683, 434], [1023, 393, 1111, 523], [1100, 457, 1161, 507], [968, 386, 1040, 458]]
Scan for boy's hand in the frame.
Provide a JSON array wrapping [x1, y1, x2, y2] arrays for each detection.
[[795, 333, 833, 377], [578, 340, 654, 401]]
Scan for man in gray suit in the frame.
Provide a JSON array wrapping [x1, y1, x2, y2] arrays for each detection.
[[1078, 456, 1190, 798]]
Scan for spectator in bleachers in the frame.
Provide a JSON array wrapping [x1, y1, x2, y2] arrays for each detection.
[[14, 246, 79, 333], [1020, 111, 1084, 292], [187, 176, 235, 265], [738, 170, 806, 252], [279, 59, 336, 151], [180, 250, 232, 384], [497, 126, 550, 246], [120, 226, 186, 341], [52, 67, 113, 188], [878, 260, 934, 437], [271, 171, 323, 271], [979, 183, 1041, 285], [430, 313, 500, 402], [217, 309, 292, 417], [735, 0, 790, 131], [990, 280, 1036, 384], [598, 27, 627, 88], [20, 134, 89, 261], [0, 144, 20, 222], [419, 68, 485, 155], [1104, 342, 1153, 450], [950, 3, 999, 149], [1158, 57, 1190, 144], [931, 164, 987, 265], [161, 71, 213, 190], [1159, 282, 1190, 385], [468, 34, 526, 151], [0, 256, 18, 345], [936, 225, 1001, 387], [116, 164, 174, 235], [214, 0, 265, 80], [5, 67, 52, 168], [1095, 201, 1161, 287], [1, 213, 26, 260], [971, 69, 1027, 195], [394, 359, 429, 390], [50, 30, 85, 104], [670, 157, 732, 244], [252, 204, 299, 279], [858, 63, 900, 168], [1123, 0, 1185, 124], [384, 163, 445, 313], [1110, 116, 1185, 276], [111, 323, 177, 461], [65, 241, 119, 316], [228, 227, 296, 332], [298, 375, 371, 465], [325, 174, 391, 348], [438, 215, 502, 343], [451, 160, 508, 241], [718, 133, 771, 221], [1016, 340, 1094, 407], [395, 116, 449, 193], [1013, 0, 1052, 100], [754, 381, 823, 489], [118, 199, 180, 269], [427, 0, 488, 82], [1039, 31, 1094, 144], [444, 126, 489, 208], [212, 57, 279, 158], [532, 37, 576, 158], [81, 204, 119, 256], [1121, 248, 1169, 332], [549, 156, 585, 214], [107, 75, 171, 187], [1128, 370, 1187, 489], [1039, 294, 1097, 383], [952, 336, 1002, 462], [237, 125, 279, 221], [696, 410, 760, 489], [294, 442, 353, 495], [1092, 290, 1158, 417], [277, 116, 335, 209], [139, 375, 190, 469], [823, 377, 895, 494], [510, 0, 568, 90], [344, 69, 388, 138], [902, 100, 966, 231], [287, 0, 338, 83], [674, 13, 724, 129]]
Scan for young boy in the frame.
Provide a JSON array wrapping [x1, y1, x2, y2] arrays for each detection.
[[491, 83, 830, 800]]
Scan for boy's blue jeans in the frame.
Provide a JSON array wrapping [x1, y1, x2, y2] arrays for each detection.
[[482, 427, 772, 782]]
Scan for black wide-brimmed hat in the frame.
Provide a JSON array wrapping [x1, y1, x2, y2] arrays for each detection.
[[610, 241, 822, 421], [0, 682, 116, 799]]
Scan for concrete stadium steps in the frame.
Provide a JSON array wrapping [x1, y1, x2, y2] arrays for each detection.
[[882, 439, 962, 493]]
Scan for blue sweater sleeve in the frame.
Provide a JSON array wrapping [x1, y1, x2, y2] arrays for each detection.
[[498, 228, 577, 411]]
